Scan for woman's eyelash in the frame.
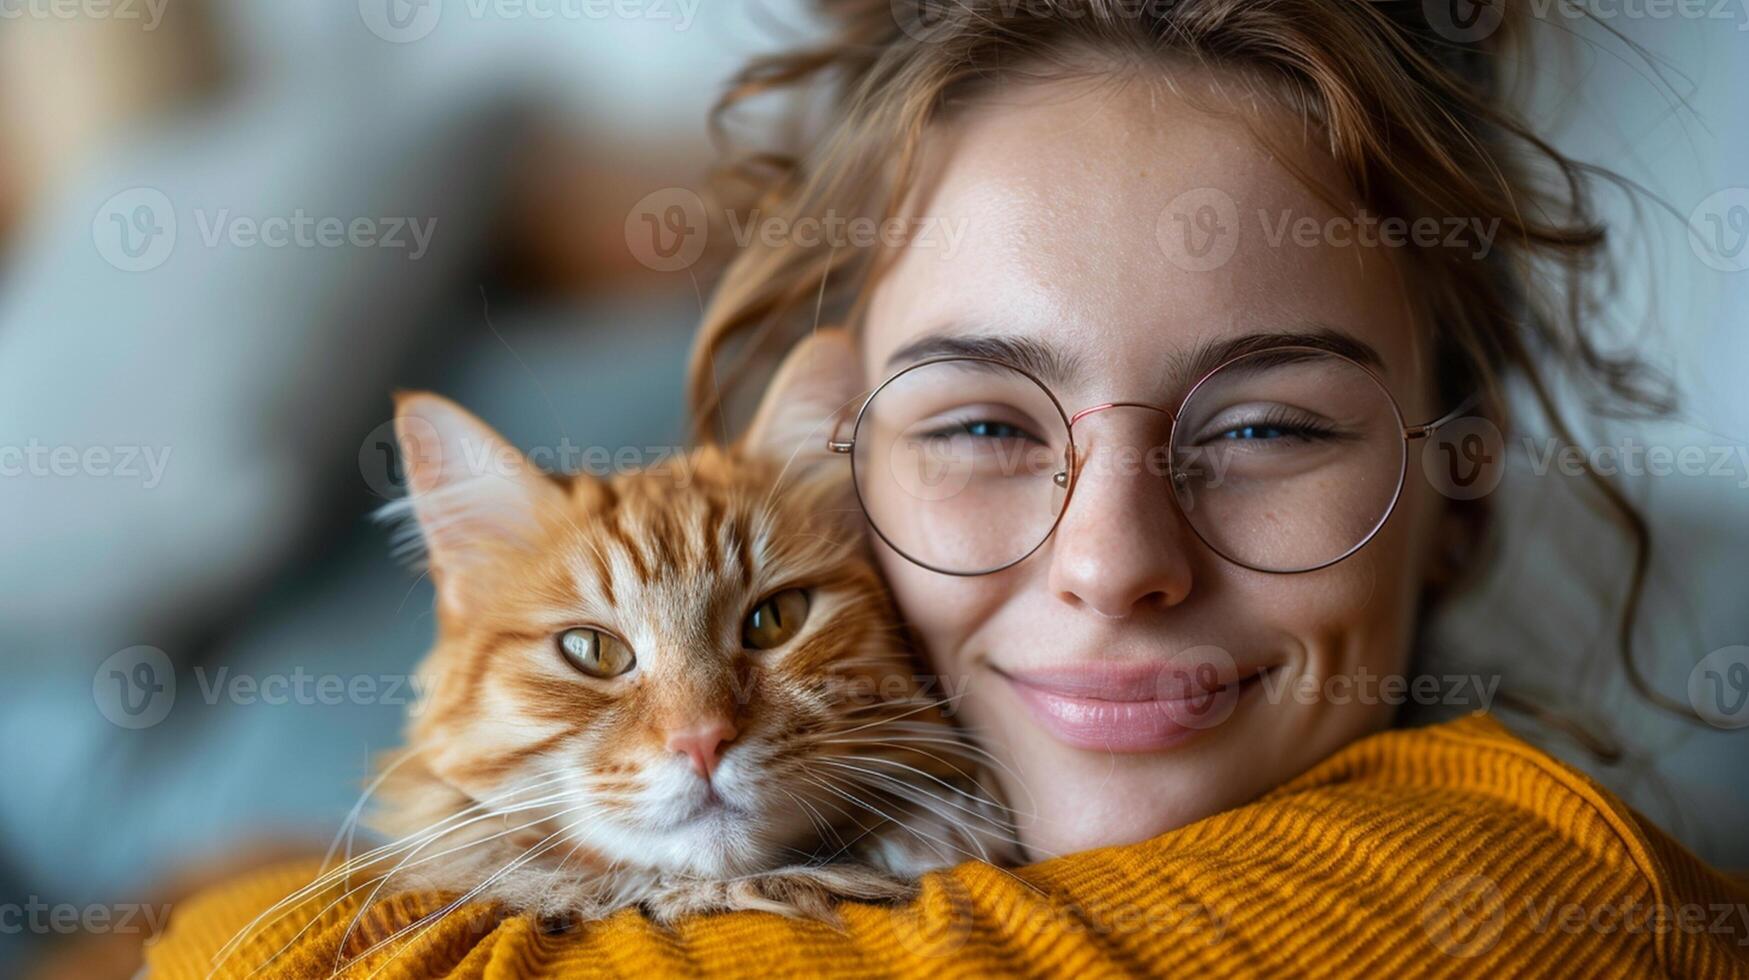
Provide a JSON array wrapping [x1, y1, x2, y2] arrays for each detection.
[[1207, 408, 1342, 441], [962, 420, 1033, 439], [921, 416, 1042, 442]]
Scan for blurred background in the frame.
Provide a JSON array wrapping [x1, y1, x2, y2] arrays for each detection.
[[0, 2, 1742, 976]]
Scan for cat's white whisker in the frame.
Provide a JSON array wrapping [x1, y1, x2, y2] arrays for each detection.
[[820, 698, 965, 739], [819, 754, 1018, 822], [804, 769, 1045, 896], [322, 771, 576, 882], [829, 732, 1023, 790], [330, 793, 593, 970], [850, 722, 1034, 787], [824, 735, 984, 782], [813, 761, 1015, 852], [255, 774, 578, 907], [799, 771, 988, 866], [353, 810, 598, 979], [780, 788, 842, 855], [215, 775, 581, 973], [235, 793, 586, 980], [322, 749, 424, 876]]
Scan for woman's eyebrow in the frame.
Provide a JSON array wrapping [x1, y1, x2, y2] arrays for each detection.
[[884, 324, 1384, 390], [883, 330, 1084, 387], [1175, 328, 1386, 386]]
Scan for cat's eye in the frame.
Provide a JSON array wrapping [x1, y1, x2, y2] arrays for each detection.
[[557, 628, 636, 679], [742, 589, 810, 650]]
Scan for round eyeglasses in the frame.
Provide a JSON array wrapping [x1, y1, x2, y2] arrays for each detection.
[[826, 345, 1473, 576]]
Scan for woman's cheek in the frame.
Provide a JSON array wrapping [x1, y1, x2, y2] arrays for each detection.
[[1251, 536, 1415, 687], [875, 549, 998, 675]]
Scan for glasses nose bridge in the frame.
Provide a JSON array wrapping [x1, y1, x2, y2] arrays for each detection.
[[1067, 400, 1175, 429], [1054, 400, 1181, 494], [1066, 402, 1178, 464]]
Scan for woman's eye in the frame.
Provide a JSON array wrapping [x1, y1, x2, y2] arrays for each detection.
[[963, 420, 1030, 440], [1218, 423, 1291, 440], [742, 589, 810, 650], [1198, 407, 1340, 446], [558, 628, 636, 678], [920, 416, 1041, 445]]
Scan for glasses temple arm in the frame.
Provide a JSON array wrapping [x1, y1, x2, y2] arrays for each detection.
[[1405, 391, 1483, 439], [825, 401, 861, 454]]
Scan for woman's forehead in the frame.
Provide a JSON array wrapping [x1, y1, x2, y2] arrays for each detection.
[[862, 76, 1426, 402]]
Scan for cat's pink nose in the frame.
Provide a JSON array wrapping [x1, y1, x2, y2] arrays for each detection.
[[666, 719, 737, 780]]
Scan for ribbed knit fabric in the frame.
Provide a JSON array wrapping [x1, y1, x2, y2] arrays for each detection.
[[148, 713, 1749, 978]]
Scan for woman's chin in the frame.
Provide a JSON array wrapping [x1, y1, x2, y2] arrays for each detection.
[[1016, 806, 1203, 862], [1007, 768, 1255, 861]]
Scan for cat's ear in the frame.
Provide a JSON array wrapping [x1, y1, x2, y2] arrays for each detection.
[[389, 392, 564, 614], [739, 328, 865, 466]]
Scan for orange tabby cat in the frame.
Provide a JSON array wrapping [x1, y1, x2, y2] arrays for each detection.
[[341, 330, 1010, 934]]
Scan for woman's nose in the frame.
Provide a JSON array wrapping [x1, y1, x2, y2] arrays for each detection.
[[1046, 419, 1195, 618]]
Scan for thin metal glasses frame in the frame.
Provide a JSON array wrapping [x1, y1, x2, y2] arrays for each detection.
[[826, 345, 1476, 577]]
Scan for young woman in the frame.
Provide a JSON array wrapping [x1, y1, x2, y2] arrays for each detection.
[[153, 2, 1747, 976]]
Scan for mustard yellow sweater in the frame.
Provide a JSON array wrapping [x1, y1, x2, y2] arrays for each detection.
[[148, 713, 1748, 978]]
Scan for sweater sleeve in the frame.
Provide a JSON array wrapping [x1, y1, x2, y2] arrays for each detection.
[[145, 714, 1749, 979]]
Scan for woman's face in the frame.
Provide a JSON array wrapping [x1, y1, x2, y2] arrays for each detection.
[[858, 74, 1448, 860]]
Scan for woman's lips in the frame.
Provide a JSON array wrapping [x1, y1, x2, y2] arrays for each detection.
[[998, 661, 1267, 752]]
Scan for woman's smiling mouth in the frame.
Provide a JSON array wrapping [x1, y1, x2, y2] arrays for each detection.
[[994, 661, 1275, 752]]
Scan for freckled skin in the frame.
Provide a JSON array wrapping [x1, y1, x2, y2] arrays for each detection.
[[861, 72, 1448, 861]]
